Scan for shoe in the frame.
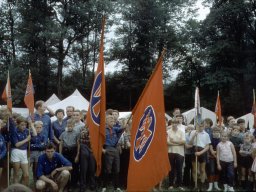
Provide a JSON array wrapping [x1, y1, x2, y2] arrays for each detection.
[[177, 186, 185, 191], [102, 187, 107, 192], [115, 188, 123, 192], [228, 186, 235, 192]]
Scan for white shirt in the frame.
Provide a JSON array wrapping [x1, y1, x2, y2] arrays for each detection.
[[167, 128, 185, 156], [189, 130, 211, 148]]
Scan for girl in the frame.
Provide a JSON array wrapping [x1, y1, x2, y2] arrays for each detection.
[[10, 116, 36, 186], [217, 131, 237, 192]]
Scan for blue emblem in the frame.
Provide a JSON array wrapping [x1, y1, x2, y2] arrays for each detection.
[[90, 72, 102, 126], [134, 105, 156, 162]]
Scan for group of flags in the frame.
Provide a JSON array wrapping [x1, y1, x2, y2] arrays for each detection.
[[2, 70, 34, 117], [1, 17, 256, 192]]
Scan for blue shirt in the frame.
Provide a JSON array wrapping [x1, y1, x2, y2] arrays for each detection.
[[37, 152, 72, 178], [34, 113, 53, 143], [0, 134, 7, 159], [105, 126, 123, 147], [9, 118, 29, 150], [30, 133, 46, 151], [52, 120, 66, 139]]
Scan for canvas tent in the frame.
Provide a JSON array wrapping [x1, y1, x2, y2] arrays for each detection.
[[48, 89, 89, 113], [236, 113, 254, 129], [45, 94, 61, 106], [119, 111, 172, 121], [182, 107, 216, 125]]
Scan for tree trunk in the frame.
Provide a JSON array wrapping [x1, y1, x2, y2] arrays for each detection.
[[57, 39, 64, 98]]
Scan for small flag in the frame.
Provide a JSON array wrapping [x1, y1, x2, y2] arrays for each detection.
[[24, 70, 34, 118], [215, 91, 222, 125], [2, 71, 12, 112], [194, 87, 201, 127], [127, 49, 170, 192]]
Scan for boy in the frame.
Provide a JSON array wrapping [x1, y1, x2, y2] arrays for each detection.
[[59, 119, 80, 188], [189, 121, 211, 191]]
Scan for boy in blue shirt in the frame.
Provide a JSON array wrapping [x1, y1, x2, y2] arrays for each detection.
[[36, 143, 72, 192]]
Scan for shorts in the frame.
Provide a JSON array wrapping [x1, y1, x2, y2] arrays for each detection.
[[30, 151, 44, 163], [11, 148, 28, 164], [192, 147, 208, 163], [240, 156, 253, 169]]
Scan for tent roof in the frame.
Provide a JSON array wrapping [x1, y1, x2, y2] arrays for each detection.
[[45, 94, 61, 106], [182, 107, 216, 125], [119, 111, 172, 121], [48, 89, 89, 112], [236, 113, 254, 128]]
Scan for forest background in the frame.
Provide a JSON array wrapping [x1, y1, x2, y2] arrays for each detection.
[[0, 0, 255, 118]]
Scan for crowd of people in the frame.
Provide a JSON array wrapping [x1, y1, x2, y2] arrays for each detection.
[[0, 103, 256, 192]]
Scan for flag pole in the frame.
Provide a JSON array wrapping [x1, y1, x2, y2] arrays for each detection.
[[7, 118, 10, 187]]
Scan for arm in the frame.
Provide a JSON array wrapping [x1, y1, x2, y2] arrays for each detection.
[[59, 140, 63, 154], [216, 144, 221, 170], [196, 144, 209, 156], [231, 142, 237, 168], [209, 145, 216, 157], [53, 136, 60, 145], [75, 136, 80, 163], [0, 139, 7, 159], [189, 131, 197, 145], [15, 133, 31, 148], [30, 122, 37, 137]]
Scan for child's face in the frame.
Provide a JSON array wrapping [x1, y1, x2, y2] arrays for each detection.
[[244, 136, 251, 144], [35, 124, 43, 134], [213, 131, 220, 138], [72, 112, 81, 122], [18, 122, 27, 131], [221, 134, 228, 142], [198, 124, 204, 132], [67, 123, 74, 131], [56, 112, 64, 119], [232, 128, 240, 136], [186, 127, 192, 133]]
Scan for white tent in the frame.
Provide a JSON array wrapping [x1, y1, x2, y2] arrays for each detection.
[[45, 94, 61, 106], [119, 111, 172, 121], [182, 107, 216, 125], [236, 113, 254, 129], [48, 89, 89, 112]]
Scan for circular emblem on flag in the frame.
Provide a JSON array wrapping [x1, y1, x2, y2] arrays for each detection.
[[133, 105, 156, 162], [90, 72, 102, 126]]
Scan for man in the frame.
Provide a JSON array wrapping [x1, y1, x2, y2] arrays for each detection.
[[63, 106, 75, 123], [167, 118, 186, 191], [112, 110, 121, 128], [34, 100, 52, 143], [102, 114, 123, 192], [173, 108, 181, 118], [36, 143, 72, 192], [176, 114, 186, 134]]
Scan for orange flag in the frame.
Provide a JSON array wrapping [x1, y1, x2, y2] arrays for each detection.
[[86, 17, 106, 176], [252, 89, 256, 129], [215, 91, 222, 125], [24, 70, 34, 118], [2, 71, 12, 112], [127, 49, 170, 192]]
